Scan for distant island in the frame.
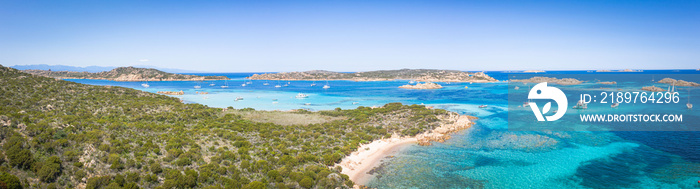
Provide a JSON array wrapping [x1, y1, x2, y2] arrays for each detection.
[[596, 69, 643, 72], [398, 82, 443, 89], [510, 76, 583, 85], [657, 78, 700, 87], [22, 66, 229, 81], [247, 69, 498, 83]]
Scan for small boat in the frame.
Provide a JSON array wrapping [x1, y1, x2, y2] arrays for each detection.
[[284, 84, 289, 87], [209, 83, 215, 86], [275, 84, 281, 88], [478, 105, 488, 108], [221, 81, 229, 88], [572, 100, 588, 109], [272, 101, 278, 104], [295, 93, 309, 98], [514, 86, 519, 90], [323, 81, 331, 89], [234, 97, 243, 101], [194, 85, 201, 89], [304, 103, 311, 105], [352, 102, 359, 105], [611, 103, 619, 108], [263, 82, 270, 86], [688, 90, 693, 109], [141, 82, 150, 88], [523, 102, 530, 107], [311, 81, 317, 86], [464, 86, 468, 89], [409, 80, 415, 84]]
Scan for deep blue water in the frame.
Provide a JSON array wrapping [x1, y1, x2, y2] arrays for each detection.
[[67, 70, 700, 188]]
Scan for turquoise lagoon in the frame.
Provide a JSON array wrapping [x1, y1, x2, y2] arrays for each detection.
[[68, 70, 700, 189]]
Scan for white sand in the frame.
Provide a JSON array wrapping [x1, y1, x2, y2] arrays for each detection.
[[338, 136, 417, 185]]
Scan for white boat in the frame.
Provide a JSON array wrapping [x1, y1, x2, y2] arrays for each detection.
[[263, 82, 270, 86], [311, 81, 317, 86], [141, 82, 149, 88], [275, 84, 281, 88], [323, 81, 330, 89], [688, 90, 693, 109], [194, 85, 201, 89], [522, 85, 531, 107], [221, 81, 229, 88], [611, 103, 619, 108], [514, 86, 519, 90], [235, 97, 243, 101], [352, 102, 359, 105], [241, 83, 246, 87], [304, 103, 311, 105], [409, 80, 415, 84], [478, 105, 488, 108], [209, 83, 215, 86], [295, 93, 309, 98], [573, 100, 588, 109]]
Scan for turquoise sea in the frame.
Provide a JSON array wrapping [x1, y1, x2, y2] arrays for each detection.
[[68, 70, 700, 189]]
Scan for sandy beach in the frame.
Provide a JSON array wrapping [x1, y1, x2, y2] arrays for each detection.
[[339, 136, 417, 185], [338, 113, 475, 186]]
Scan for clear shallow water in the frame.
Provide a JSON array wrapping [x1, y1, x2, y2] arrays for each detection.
[[67, 70, 700, 188]]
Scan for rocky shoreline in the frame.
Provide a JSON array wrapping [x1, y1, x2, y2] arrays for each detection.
[[657, 78, 700, 87], [641, 86, 666, 92], [337, 111, 476, 186]]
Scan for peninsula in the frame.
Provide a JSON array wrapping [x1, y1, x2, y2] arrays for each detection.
[[22, 66, 229, 81], [247, 69, 498, 83], [0, 65, 475, 189]]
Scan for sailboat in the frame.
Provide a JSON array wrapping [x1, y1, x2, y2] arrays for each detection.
[[275, 80, 281, 88], [246, 76, 252, 85], [688, 90, 693, 109], [311, 81, 317, 86], [220, 81, 229, 88], [209, 83, 215, 86], [284, 81, 289, 87], [523, 85, 531, 107], [573, 100, 588, 109], [323, 81, 330, 89], [141, 82, 150, 88]]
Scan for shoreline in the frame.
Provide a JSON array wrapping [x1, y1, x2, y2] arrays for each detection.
[[338, 113, 475, 186]]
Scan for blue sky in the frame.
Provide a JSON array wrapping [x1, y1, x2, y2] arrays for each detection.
[[1, 0, 698, 72]]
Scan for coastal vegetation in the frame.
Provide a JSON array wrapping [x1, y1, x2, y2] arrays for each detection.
[[248, 69, 497, 83], [22, 66, 229, 81], [0, 65, 453, 188]]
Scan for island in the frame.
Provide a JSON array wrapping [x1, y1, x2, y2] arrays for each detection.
[[657, 78, 700, 87], [597, 81, 617, 85], [398, 82, 443, 89], [510, 76, 583, 85], [0, 65, 475, 189], [247, 69, 498, 83], [22, 66, 229, 81], [642, 86, 666, 92]]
